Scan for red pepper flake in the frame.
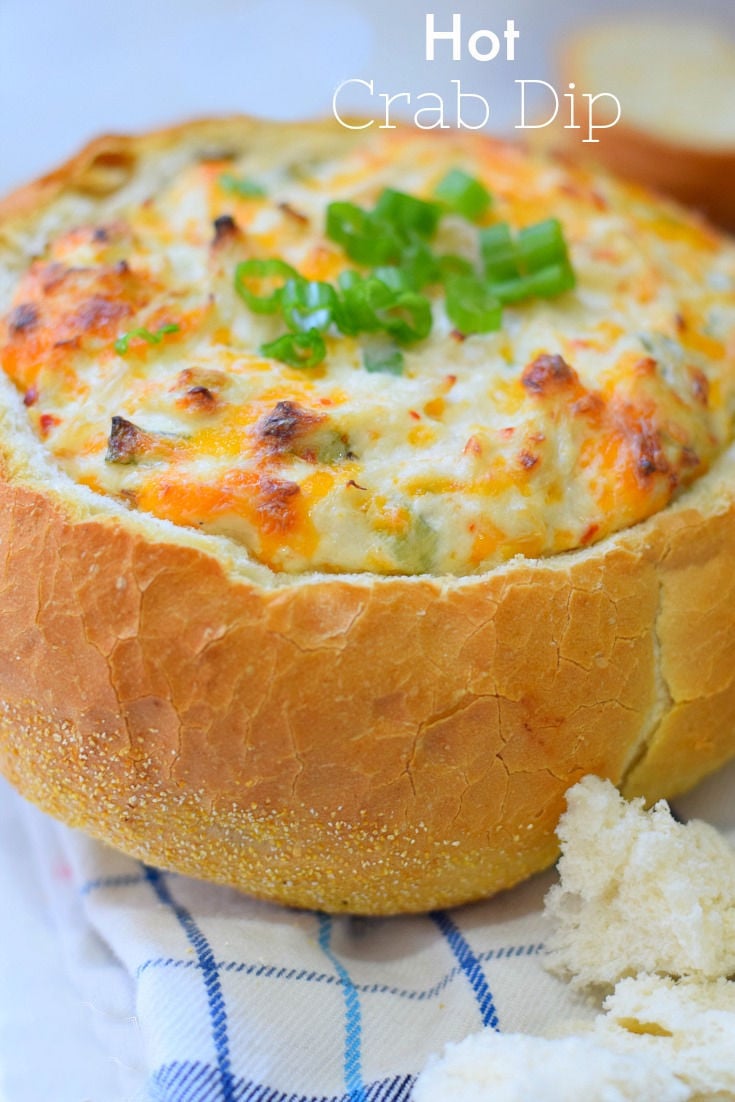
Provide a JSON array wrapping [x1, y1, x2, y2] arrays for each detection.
[[23, 385, 39, 407], [450, 328, 467, 342], [581, 523, 599, 545], [409, 410, 421, 421], [39, 413, 61, 437], [499, 426, 515, 439], [518, 450, 539, 470], [346, 478, 367, 491], [463, 435, 483, 456]]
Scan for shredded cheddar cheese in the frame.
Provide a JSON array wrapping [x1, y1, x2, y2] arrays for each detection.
[[1, 129, 734, 575]]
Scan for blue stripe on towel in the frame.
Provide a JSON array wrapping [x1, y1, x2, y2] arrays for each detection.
[[136, 941, 542, 1002], [317, 914, 368, 1102], [79, 872, 147, 895], [150, 1062, 414, 1102], [430, 910, 499, 1029], [143, 866, 236, 1102]]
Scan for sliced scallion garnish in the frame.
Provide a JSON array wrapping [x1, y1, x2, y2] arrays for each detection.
[[260, 329, 326, 369], [479, 223, 520, 282], [524, 261, 577, 298], [114, 323, 180, 356], [334, 271, 387, 335], [445, 275, 502, 334], [325, 202, 401, 266], [516, 218, 568, 273], [397, 239, 442, 290], [230, 168, 577, 374], [373, 188, 442, 240], [372, 288, 433, 345], [436, 253, 476, 281], [234, 258, 299, 314], [434, 169, 492, 222], [281, 278, 338, 333]]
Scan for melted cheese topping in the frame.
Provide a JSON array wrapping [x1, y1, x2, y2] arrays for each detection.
[[2, 128, 735, 575]]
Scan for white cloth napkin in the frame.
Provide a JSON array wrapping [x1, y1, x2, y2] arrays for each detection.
[[3, 760, 735, 1102]]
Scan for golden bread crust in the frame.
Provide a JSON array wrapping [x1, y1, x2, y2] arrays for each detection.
[[0, 118, 734, 913]]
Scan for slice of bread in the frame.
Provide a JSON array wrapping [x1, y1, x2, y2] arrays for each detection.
[[552, 19, 735, 230]]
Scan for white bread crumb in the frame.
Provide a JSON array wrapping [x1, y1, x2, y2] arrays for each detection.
[[543, 776, 735, 989], [411, 1030, 689, 1102], [589, 974, 735, 1098]]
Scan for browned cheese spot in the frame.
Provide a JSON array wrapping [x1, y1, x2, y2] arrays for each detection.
[[521, 353, 579, 395], [255, 400, 326, 453], [105, 416, 181, 464]]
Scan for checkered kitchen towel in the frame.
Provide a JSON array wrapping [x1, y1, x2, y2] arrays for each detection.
[[4, 760, 735, 1102]]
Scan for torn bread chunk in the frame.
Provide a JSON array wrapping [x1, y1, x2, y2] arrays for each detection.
[[412, 1030, 689, 1102], [543, 776, 735, 989], [589, 974, 735, 1099]]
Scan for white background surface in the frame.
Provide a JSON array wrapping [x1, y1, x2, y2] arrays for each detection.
[[1, 1, 735, 1098]]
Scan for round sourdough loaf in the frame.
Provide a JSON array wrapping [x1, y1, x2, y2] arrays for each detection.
[[0, 118, 734, 914]]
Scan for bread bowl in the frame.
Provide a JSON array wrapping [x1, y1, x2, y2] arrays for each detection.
[[549, 19, 735, 232], [1, 117, 734, 914]]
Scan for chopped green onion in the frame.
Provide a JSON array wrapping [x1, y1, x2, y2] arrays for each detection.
[[434, 169, 492, 222], [373, 288, 432, 345], [353, 276, 430, 343], [524, 261, 576, 298], [326, 202, 400, 266], [397, 240, 442, 289], [491, 261, 576, 305], [334, 271, 386, 335], [516, 218, 568, 273], [114, 323, 180, 355], [218, 173, 266, 198], [234, 258, 299, 314], [362, 338, 404, 375], [436, 253, 476, 282], [488, 276, 532, 305], [445, 275, 502, 334], [280, 278, 338, 332], [480, 223, 520, 282], [371, 266, 414, 293], [373, 188, 442, 239], [260, 329, 326, 369], [334, 273, 432, 343]]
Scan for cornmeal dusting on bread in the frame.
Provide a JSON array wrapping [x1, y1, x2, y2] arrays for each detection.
[[2, 128, 735, 574]]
